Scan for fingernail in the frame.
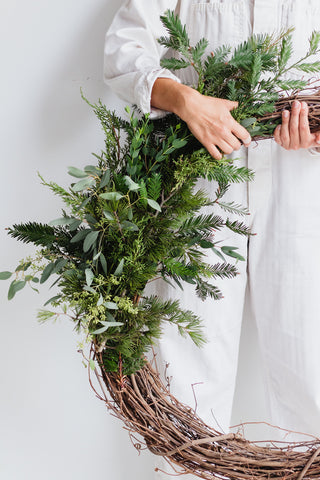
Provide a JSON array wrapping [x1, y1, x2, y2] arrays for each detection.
[[302, 102, 308, 110], [317, 138, 320, 145], [293, 100, 300, 108], [283, 110, 289, 117]]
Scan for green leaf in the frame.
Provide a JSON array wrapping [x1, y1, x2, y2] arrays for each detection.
[[54, 258, 68, 273], [100, 192, 124, 201], [68, 166, 87, 178], [83, 230, 99, 252], [147, 198, 161, 212], [89, 359, 96, 370], [69, 219, 82, 231], [8, 280, 26, 300], [92, 321, 123, 334], [72, 177, 95, 192], [211, 247, 226, 262], [172, 138, 188, 149], [100, 253, 108, 275], [93, 252, 101, 261], [121, 221, 139, 231], [84, 165, 101, 175], [240, 117, 256, 128], [127, 208, 133, 221], [85, 268, 94, 287], [40, 262, 56, 284], [221, 246, 245, 261], [70, 229, 90, 243], [104, 302, 118, 310], [199, 239, 214, 249], [100, 170, 111, 189], [83, 285, 96, 294], [97, 295, 104, 306], [124, 176, 140, 191], [48, 217, 75, 226], [0, 271, 12, 280], [114, 259, 124, 276], [44, 295, 62, 306], [103, 210, 114, 221]]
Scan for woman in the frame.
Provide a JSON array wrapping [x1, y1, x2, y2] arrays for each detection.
[[104, 1, 320, 477]]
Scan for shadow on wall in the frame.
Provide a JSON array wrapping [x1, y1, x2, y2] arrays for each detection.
[[38, 0, 125, 151]]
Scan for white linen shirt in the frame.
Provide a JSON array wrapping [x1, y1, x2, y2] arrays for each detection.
[[104, 0, 320, 152]]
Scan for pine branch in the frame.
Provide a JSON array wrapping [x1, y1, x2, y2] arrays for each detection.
[[8, 222, 56, 247]]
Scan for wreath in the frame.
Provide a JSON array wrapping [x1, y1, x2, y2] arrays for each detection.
[[2, 11, 320, 479]]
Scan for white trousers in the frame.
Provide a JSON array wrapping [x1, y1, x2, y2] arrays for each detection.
[[148, 140, 320, 479]]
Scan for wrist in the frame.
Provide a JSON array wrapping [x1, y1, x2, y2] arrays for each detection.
[[151, 78, 200, 119]]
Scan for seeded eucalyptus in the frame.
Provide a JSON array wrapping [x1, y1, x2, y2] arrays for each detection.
[[1, 97, 252, 375]]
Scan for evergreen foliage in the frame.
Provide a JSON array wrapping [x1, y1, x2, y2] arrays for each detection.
[[1, 100, 251, 375], [158, 11, 320, 138]]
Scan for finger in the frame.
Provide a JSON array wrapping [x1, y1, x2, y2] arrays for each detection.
[[226, 100, 239, 111], [222, 133, 242, 151], [205, 142, 223, 160], [231, 121, 252, 146], [216, 139, 234, 156], [299, 102, 311, 148], [280, 109, 290, 149], [273, 125, 282, 145], [289, 100, 301, 149]]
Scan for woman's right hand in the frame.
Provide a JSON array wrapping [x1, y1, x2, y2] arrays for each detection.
[[151, 78, 251, 160]]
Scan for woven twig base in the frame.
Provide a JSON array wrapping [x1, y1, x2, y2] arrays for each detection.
[[86, 345, 320, 480]]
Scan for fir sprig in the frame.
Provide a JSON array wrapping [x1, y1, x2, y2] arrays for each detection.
[[1, 98, 251, 375], [158, 11, 320, 138]]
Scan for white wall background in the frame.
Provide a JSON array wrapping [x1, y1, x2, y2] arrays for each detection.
[[0, 1, 270, 479]]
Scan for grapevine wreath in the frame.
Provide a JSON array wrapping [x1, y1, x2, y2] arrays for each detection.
[[2, 11, 320, 479]]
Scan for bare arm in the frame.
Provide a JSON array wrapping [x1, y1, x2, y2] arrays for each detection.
[[151, 78, 252, 160]]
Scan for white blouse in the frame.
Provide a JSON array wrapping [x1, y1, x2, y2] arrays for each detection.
[[104, 0, 320, 153]]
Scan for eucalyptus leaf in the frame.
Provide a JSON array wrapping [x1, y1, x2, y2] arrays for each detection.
[[72, 177, 95, 192], [70, 229, 90, 243], [40, 262, 56, 284], [8, 280, 26, 300], [84, 165, 101, 175], [97, 295, 104, 306], [100, 169, 111, 189], [85, 268, 94, 287], [0, 271, 12, 280], [147, 198, 161, 212], [103, 210, 114, 221], [44, 295, 62, 306], [100, 192, 124, 202], [104, 302, 119, 310], [92, 321, 123, 334], [83, 230, 99, 252], [124, 175, 140, 191], [114, 259, 124, 276], [49, 217, 75, 226], [100, 253, 108, 275], [121, 221, 139, 231], [68, 166, 87, 178]]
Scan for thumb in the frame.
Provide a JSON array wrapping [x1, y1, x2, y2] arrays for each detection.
[[316, 132, 320, 145], [226, 100, 239, 111]]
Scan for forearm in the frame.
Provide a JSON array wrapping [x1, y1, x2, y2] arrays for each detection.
[[151, 78, 199, 118]]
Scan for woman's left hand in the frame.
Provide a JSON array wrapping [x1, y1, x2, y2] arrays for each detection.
[[273, 100, 320, 150]]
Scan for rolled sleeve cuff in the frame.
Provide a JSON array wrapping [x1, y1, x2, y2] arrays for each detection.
[[308, 146, 320, 156], [135, 68, 181, 119]]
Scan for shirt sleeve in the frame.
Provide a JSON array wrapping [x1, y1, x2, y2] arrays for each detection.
[[104, 0, 181, 118]]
